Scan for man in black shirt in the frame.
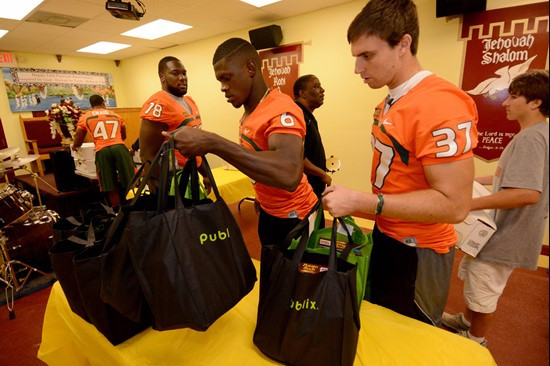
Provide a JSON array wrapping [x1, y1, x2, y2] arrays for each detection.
[[293, 75, 331, 198]]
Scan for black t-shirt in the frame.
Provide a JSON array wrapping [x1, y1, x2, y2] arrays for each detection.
[[296, 101, 326, 198]]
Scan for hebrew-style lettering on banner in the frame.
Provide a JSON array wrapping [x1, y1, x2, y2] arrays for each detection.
[[2, 67, 117, 112], [460, 2, 548, 161], [259, 43, 303, 97]]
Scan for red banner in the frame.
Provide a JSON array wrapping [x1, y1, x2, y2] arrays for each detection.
[[259, 43, 303, 97], [460, 2, 548, 161]]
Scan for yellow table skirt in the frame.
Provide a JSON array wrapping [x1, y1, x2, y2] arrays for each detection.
[[38, 260, 495, 366], [209, 167, 254, 205]]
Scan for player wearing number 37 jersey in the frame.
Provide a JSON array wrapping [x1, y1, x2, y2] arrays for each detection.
[[371, 73, 478, 251], [323, 0, 479, 327]]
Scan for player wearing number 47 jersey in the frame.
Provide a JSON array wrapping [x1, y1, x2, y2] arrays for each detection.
[[73, 94, 136, 208], [322, 0, 478, 327]]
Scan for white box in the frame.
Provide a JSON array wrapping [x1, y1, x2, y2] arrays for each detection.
[[73, 143, 95, 160], [75, 158, 96, 174], [455, 182, 497, 257]]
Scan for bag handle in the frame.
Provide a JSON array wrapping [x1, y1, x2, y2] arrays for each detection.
[[290, 215, 339, 272], [101, 140, 169, 253], [174, 142, 222, 205]]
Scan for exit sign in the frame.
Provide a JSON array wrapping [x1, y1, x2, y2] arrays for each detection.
[[0, 53, 17, 67]]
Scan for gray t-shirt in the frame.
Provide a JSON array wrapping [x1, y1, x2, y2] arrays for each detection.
[[477, 121, 549, 270]]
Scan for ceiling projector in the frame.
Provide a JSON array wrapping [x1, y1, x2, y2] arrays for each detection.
[[105, 0, 145, 20]]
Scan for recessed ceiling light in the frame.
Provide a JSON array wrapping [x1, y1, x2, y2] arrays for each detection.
[[0, 0, 44, 20], [121, 19, 192, 40], [0, 30, 8, 39], [240, 0, 281, 7], [77, 41, 131, 55]]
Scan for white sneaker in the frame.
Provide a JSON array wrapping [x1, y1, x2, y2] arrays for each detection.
[[442, 312, 470, 332], [457, 329, 488, 348]]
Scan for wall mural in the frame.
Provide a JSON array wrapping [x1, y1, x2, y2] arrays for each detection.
[[460, 2, 548, 161], [2, 67, 117, 113], [259, 43, 303, 98]]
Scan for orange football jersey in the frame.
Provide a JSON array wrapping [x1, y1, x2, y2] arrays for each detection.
[[240, 89, 317, 219], [371, 74, 479, 253], [140, 90, 202, 165], [77, 109, 125, 151]]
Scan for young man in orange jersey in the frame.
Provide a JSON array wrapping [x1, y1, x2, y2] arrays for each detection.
[[322, 0, 479, 326], [73, 94, 136, 208], [139, 56, 209, 190], [166, 38, 318, 247]]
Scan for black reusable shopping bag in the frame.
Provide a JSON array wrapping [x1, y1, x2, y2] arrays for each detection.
[[49, 213, 115, 322], [99, 159, 162, 324], [123, 140, 256, 331], [253, 205, 361, 366], [73, 242, 150, 345]]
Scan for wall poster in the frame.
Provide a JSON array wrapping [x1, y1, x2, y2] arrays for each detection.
[[2, 67, 117, 113], [259, 43, 303, 98], [460, 2, 548, 161]]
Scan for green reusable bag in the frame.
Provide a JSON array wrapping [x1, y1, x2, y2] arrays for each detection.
[[289, 207, 373, 305]]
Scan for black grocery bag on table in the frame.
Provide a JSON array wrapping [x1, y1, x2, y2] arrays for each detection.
[[107, 139, 257, 331], [49, 213, 115, 322], [100, 142, 200, 324], [253, 202, 361, 366], [73, 242, 150, 345]]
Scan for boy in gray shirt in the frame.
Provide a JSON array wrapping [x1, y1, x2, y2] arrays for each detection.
[[442, 70, 549, 347]]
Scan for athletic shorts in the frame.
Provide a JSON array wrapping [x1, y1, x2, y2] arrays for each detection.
[[458, 255, 514, 313], [95, 144, 136, 193], [371, 225, 455, 326]]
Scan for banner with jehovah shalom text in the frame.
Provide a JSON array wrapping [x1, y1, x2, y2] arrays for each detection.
[[460, 2, 548, 161]]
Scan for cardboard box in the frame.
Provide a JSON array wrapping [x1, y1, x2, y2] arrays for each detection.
[[72, 142, 95, 160], [454, 182, 497, 257], [75, 158, 96, 174]]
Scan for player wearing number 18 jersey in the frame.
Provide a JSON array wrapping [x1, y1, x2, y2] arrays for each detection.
[[73, 94, 136, 207], [139, 89, 202, 166]]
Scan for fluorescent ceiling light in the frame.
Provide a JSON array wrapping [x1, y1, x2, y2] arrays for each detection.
[[122, 19, 192, 40], [77, 41, 131, 55], [241, 0, 281, 7], [0, 30, 8, 39], [0, 0, 44, 20]]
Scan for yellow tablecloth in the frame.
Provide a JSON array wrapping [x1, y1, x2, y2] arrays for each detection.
[[38, 260, 495, 366], [209, 167, 254, 205]]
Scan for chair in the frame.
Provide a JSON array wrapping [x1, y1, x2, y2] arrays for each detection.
[[19, 115, 63, 176]]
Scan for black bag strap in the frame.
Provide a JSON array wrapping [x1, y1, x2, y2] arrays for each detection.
[[283, 199, 357, 269], [173, 137, 221, 206], [101, 141, 169, 253]]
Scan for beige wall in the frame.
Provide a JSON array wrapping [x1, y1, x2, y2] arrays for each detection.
[[1, 0, 546, 241]]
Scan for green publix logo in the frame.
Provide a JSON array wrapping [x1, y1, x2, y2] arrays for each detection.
[[199, 228, 230, 245], [290, 298, 319, 311]]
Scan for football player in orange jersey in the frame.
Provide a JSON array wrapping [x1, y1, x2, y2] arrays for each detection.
[[165, 38, 317, 248], [73, 94, 136, 208], [322, 0, 479, 326], [139, 56, 209, 191]]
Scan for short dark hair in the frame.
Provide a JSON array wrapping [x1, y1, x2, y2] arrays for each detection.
[[347, 0, 419, 55], [508, 69, 549, 117], [158, 56, 180, 74], [293, 74, 315, 98], [212, 38, 260, 66], [89, 94, 104, 107]]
